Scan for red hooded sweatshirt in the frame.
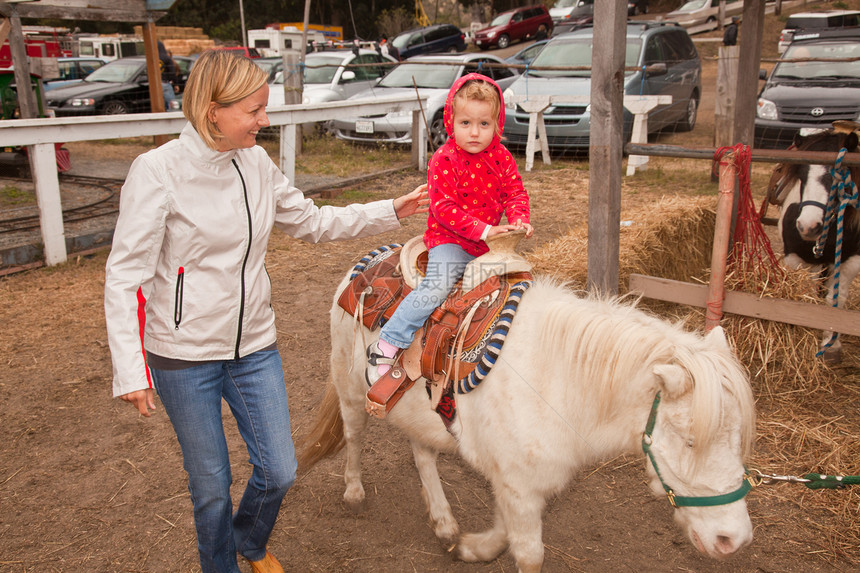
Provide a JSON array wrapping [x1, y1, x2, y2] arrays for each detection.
[[423, 73, 530, 257]]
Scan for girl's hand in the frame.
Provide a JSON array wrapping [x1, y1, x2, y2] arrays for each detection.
[[514, 219, 534, 238], [393, 184, 429, 219], [486, 224, 519, 237]]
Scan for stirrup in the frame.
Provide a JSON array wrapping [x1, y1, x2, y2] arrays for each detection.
[[365, 341, 398, 387]]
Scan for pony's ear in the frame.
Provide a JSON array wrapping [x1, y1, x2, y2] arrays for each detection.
[[653, 364, 690, 398], [705, 325, 730, 350]]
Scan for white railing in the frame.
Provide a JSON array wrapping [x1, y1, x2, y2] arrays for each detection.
[[0, 94, 429, 266]]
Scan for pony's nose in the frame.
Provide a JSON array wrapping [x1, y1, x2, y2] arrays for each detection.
[[714, 532, 750, 556], [797, 220, 823, 240]]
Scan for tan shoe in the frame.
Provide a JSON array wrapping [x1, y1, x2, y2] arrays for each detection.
[[247, 550, 284, 573]]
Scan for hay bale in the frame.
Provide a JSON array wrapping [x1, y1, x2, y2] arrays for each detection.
[[529, 194, 715, 287], [527, 193, 831, 388]]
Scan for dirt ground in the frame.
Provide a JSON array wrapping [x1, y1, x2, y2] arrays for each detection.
[[2, 44, 859, 573]]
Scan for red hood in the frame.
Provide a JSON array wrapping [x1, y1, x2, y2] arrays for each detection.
[[442, 72, 506, 145]]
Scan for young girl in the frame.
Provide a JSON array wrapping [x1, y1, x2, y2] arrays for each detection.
[[367, 73, 533, 385]]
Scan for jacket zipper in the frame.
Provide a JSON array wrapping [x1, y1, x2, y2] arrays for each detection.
[[232, 159, 253, 360], [173, 266, 185, 329]]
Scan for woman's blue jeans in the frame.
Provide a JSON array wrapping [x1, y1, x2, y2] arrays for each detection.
[[380, 243, 475, 348], [151, 349, 296, 573]]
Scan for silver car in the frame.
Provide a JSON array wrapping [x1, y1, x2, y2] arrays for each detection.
[[502, 23, 701, 150], [330, 53, 519, 148], [267, 49, 395, 107]]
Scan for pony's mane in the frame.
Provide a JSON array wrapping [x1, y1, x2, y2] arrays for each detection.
[[529, 278, 755, 460]]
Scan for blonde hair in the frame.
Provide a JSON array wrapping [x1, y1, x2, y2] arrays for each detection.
[[452, 79, 502, 139], [182, 50, 268, 149]]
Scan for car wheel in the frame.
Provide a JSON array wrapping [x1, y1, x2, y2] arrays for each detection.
[[497, 34, 510, 50], [677, 93, 699, 132], [429, 113, 447, 150], [447, 45, 458, 53], [102, 101, 128, 115]]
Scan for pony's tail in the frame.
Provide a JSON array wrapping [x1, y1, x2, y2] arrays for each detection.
[[295, 382, 345, 474]]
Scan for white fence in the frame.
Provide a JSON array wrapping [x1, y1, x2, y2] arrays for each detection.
[[0, 94, 429, 266]]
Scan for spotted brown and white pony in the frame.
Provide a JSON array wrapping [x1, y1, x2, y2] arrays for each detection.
[[771, 128, 860, 362], [299, 274, 757, 572]]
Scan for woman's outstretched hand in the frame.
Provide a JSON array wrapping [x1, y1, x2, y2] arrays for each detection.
[[120, 388, 156, 417], [393, 184, 429, 219]]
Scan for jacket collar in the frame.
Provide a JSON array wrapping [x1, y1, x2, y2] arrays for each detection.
[[179, 122, 239, 165]]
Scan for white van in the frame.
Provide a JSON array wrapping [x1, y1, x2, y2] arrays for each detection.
[[777, 10, 860, 54]]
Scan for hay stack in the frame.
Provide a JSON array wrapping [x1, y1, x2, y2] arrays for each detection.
[[529, 194, 715, 287], [527, 193, 831, 388]]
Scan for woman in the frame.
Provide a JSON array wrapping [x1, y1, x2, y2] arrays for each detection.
[[104, 49, 427, 573]]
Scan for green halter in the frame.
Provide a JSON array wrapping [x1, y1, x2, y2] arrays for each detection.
[[642, 392, 754, 508]]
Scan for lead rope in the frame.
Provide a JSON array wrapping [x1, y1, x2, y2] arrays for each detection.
[[813, 148, 858, 356]]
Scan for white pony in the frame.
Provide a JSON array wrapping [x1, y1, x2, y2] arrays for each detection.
[[299, 274, 757, 572]]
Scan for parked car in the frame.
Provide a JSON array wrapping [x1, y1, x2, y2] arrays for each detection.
[[42, 57, 106, 91], [267, 49, 395, 107], [549, 0, 593, 26], [666, 0, 743, 31], [45, 56, 181, 116], [755, 29, 860, 149], [215, 46, 261, 58], [777, 10, 860, 54], [330, 53, 519, 148], [391, 24, 466, 59], [502, 22, 701, 151], [504, 40, 548, 67], [253, 56, 283, 82], [474, 5, 554, 50]]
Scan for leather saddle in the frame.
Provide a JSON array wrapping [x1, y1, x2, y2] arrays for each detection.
[[337, 231, 533, 418]]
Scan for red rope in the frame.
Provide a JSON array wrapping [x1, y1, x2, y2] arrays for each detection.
[[712, 144, 784, 290]]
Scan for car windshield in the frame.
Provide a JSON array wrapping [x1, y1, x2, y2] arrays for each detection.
[[378, 62, 460, 89], [490, 13, 513, 27], [302, 54, 347, 84], [529, 38, 642, 77], [84, 60, 141, 83], [774, 41, 860, 80], [675, 0, 709, 13], [392, 31, 420, 50]]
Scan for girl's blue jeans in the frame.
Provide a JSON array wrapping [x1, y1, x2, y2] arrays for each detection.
[[380, 243, 475, 348], [150, 349, 296, 573]]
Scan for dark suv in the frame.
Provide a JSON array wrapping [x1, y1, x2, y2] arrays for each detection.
[[502, 22, 701, 150], [755, 29, 860, 148], [474, 5, 554, 50], [392, 24, 466, 59]]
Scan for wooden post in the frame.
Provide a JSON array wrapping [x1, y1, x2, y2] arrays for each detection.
[[705, 152, 737, 331], [587, 0, 626, 295], [8, 9, 37, 119], [714, 45, 739, 147], [733, 0, 765, 146], [142, 19, 168, 147], [31, 143, 67, 265], [282, 50, 302, 158]]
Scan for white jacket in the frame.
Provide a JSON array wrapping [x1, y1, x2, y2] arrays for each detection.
[[105, 123, 400, 397]]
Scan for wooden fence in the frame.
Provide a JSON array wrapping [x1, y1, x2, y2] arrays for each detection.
[[625, 141, 860, 336]]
